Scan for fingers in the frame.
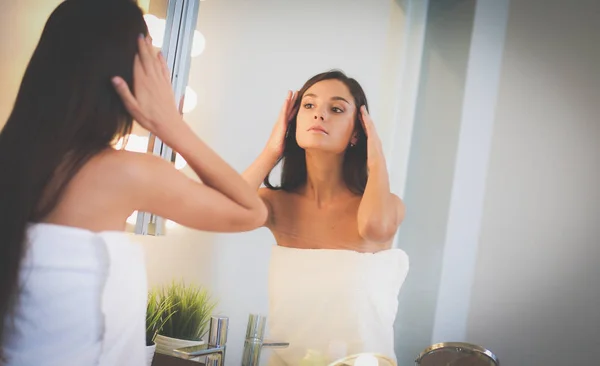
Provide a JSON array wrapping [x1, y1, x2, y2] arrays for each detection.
[[284, 90, 299, 121], [147, 35, 166, 77], [277, 90, 292, 123], [137, 34, 158, 76], [360, 105, 375, 137], [360, 105, 372, 121], [287, 90, 298, 115], [111, 76, 142, 119], [158, 52, 171, 83], [178, 95, 185, 115]]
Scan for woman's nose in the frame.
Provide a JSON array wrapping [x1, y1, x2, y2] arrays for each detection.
[[313, 110, 326, 121]]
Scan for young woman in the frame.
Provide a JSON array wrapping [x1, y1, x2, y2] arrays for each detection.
[[243, 70, 409, 365], [0, 1, 266, 365]]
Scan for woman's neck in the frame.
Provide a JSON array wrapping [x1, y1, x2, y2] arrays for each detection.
[[301, 150, 349, 206]]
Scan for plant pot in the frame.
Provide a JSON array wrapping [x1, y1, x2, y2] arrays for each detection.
[[146, 342, 156, 366], [154, 334, 204, 360]]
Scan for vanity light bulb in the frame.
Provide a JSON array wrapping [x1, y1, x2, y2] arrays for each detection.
[[124, 135, 149, 153], [182, 86, 198, 114], [191, 30, 206, 57], [114, 137, 125, 150], [126, 211, 138, 225], [143, 14, 166, 48], [174, 153, 187, 170]]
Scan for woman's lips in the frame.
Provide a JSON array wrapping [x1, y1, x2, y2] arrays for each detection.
[[308, 125, 328, 134]]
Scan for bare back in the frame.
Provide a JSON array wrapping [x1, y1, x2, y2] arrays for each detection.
[[42, 146, 267, 234], [41, 149, 139, 232], [261, 188, 394, 253]]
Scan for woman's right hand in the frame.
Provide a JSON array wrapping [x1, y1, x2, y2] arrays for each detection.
[[111, 34, 183, 138], [265, 90, 298, 158]]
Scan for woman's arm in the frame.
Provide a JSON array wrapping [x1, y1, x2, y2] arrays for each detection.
[[241, 90, 298, 226], [242, 90, 297, 190], [356, 106, 405, 243], [242, 149, 281, 192], [112, 34, 267, 231]]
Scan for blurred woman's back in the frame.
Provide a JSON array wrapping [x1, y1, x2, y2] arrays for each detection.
[[0, 1, 267, 364], [0, 2, 148, 364]]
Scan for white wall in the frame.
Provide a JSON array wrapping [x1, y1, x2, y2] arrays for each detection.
[[394, 1, 476, 364], [398, 0, 600, 365], [466, 0, 600, 364], [140, 0, 412, 364], [431, 0, 509, 344]]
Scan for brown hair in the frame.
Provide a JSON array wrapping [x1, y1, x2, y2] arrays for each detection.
[[0, 0, 148, 358], [264, 70, 369, 195]]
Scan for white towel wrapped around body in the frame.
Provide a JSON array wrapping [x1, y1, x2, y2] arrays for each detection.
[[267, 245, 409, 366], [3, 223, 147, 366]]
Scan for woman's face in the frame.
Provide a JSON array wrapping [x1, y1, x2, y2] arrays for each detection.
[[295, 79, 358, 154]]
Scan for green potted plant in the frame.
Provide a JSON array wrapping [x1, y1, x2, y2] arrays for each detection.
[[153, 280, 218, 357], [146, 288, 177, 366]]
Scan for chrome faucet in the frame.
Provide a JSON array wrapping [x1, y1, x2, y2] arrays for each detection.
[[172, 316, 229, 366], [241, 313, 289, 366]]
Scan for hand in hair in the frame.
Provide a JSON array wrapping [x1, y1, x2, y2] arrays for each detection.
[[359, 105, 384, 169], [111, 34, 182, 139], [357, 105, 405, 243], [265, 90, 299, 158]]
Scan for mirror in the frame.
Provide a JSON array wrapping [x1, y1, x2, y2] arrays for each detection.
[[145, 0, 417, 361], [414, 342, 499, 366]]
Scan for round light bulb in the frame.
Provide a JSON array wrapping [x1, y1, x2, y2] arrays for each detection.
[[114, 137, 125, 150], [191, 30, 206, 57], [182, 86, 198, 114], [127, 211, 138, 225], [124, 135, 149, 153], [174, 153, 187, 170], [143, 14, 166, 48]]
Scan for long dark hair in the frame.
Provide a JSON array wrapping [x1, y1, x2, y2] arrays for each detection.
[[264, 70, 369, 195], [0, 0, 147, 355]]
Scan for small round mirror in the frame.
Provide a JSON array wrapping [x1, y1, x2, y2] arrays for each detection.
[[415, 342, 499, 366], [328, 353, 396, 366]]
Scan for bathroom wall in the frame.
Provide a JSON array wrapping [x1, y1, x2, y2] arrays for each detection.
[[466, 0, 600, 364], [397, 0, 600, 365], [0, 0, 63, 129], [394, 0, 477, 363]]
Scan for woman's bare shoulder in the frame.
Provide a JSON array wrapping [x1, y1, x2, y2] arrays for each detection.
[[258, 187, 300, 205], [90, 148, 173, 180]]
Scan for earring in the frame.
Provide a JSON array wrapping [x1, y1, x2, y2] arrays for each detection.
[[350, 142, 355, 147]]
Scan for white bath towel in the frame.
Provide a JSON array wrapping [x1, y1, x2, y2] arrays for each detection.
[[3, 223, 147, 366], [267, 245, 409, 366]]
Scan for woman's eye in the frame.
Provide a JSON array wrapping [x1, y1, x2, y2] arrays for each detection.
[[332, 107, 343, 113], [303, 103, 314, 109]]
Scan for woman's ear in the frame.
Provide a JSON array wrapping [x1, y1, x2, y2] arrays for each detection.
[[350, 131, 359, 145]]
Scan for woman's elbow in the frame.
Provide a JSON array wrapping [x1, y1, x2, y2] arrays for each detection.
[[252, 200, 269, 228], [233, 200, 268, 231], [358, 219, 398, 243]]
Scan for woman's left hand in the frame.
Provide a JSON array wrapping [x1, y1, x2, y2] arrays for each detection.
[[359, 105, 384, 166]]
